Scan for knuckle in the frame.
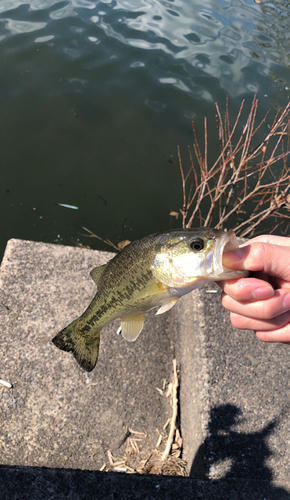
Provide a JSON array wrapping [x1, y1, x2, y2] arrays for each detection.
[[247, 242, 267, 271], [260, 298, 283, 320], [255, 331, 269, 342], [230, 312, 248, 330], [261, 303, 277, 320]]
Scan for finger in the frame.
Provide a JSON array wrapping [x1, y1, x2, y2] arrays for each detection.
[[223, 242, 290, 281], [229, 309, 290, 332], [218, 277, 274, 301], [249, 272, 290, 290], [221, 290, 290, 320], [255, 322, 290, 343], [242, 235, 290, 247]]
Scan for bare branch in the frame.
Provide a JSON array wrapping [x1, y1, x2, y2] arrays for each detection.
[[178, 96, 290, 237]]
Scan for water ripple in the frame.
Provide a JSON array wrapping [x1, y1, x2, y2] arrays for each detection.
[[85, 0, 266, 95], [1, 18, 46, 35], [0, 0, 289, 97], [0, 0, 289, 263]]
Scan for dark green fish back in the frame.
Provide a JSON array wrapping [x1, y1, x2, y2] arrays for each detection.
[[81, 234, 163, 328], [52, 234, 162, 371], [97, 233, 160, 289]]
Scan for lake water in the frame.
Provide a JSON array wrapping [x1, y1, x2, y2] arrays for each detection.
[[1, 0, 290, 257]]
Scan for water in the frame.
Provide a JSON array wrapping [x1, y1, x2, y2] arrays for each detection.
[[1, 0, 290, 258]]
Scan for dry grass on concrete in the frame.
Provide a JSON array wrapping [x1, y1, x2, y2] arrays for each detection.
[[100, 360, 188, 476]]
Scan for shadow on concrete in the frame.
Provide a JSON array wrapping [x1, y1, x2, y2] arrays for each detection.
[[1, 462, 290, 500], [190, 404, 290, 498], [2, 410, 290, 500]]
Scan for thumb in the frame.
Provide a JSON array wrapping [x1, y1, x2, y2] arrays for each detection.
[[223, 242, 290, 281]]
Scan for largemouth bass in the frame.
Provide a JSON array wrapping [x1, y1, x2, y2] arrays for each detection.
[[52, 228, 247, 372]]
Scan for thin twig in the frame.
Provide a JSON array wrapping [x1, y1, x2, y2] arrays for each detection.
[[82, 227, 119, 251], [162, 359, 179, 461], [178, 95, 290, 236]]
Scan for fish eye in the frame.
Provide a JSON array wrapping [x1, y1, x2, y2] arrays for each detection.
[[190, 238, 204, 251]]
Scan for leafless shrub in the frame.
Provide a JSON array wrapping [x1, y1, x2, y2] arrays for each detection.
[[178, 94, 290, 237]]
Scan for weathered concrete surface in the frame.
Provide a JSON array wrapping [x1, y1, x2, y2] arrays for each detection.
[[173, 292, 208, 476], [1, 238, 290, 498], [176, 286, 290, 494], [0, 239, 173, 470], [1, 465, 290, 500]]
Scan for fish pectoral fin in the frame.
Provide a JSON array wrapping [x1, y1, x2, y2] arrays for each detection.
[[156, 297, 179, 315], [134, 282, 168, 300], [90, 264, 107, 285], [121, 313, 145, 342]]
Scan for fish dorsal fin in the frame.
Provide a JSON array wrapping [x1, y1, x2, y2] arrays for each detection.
[[121, 313, 145, 342], [90, 264, 107, 285], [156, 297, 179, 315]]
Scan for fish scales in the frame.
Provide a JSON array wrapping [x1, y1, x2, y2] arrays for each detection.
[[78, 235, 164, 330], [52, 229, 248, 372]]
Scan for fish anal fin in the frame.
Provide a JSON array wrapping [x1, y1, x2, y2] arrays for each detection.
[[156, 298, 179, 315], [90, 264, 107, 285], [121, 313, 145, 342]]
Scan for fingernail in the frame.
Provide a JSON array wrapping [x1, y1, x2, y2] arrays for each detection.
[[283, 293, 290, 310], [251, 287, 274, 300]]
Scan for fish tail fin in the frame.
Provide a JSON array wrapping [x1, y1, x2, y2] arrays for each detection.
[[52, 319, 101, 372]]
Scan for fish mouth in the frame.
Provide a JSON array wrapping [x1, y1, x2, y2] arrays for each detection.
[[211, 230, 242, 277]]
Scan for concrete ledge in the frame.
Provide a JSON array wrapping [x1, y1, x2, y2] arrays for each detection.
[[1, 239, 290, 497], [0, 239, 174, 470], [1, 465, 290, 500]]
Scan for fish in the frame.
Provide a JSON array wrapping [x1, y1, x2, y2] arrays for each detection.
[[52, 228, 248, 372]]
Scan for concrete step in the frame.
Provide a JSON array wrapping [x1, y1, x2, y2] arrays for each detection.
[[1, 464, 290, 500], [1, 239, 290, 498]]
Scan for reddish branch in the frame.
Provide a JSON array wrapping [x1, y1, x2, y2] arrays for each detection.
[[178, 94, 290, 237]]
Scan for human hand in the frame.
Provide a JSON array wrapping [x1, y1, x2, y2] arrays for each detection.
[[219, 235, 290, 343]]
